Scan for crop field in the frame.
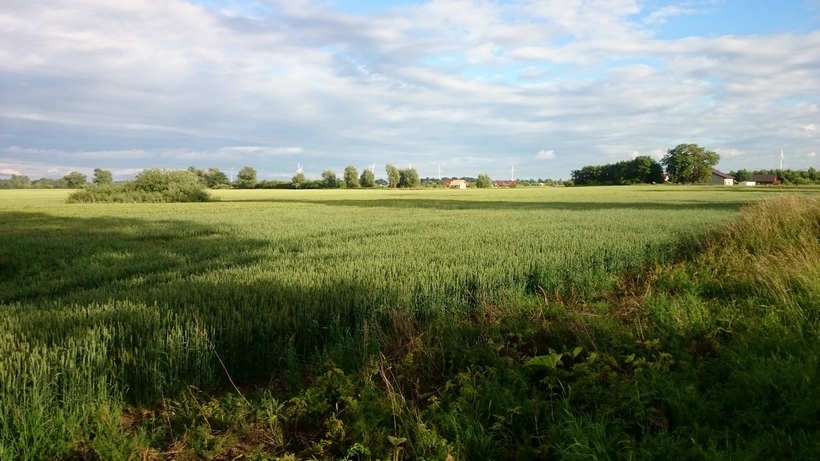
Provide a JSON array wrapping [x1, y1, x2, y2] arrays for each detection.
[[1, 186, 817, 459]]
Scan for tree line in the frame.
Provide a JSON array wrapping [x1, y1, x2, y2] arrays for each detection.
[[729, 168, 820, 185], [572, 143, 721, 185], [0, 169, 113, 189]]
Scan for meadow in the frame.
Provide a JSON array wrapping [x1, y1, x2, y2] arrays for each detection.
[[1, 186, 818, 460]]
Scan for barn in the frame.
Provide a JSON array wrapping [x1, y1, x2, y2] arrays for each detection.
[[751, 174, 781, 185], [711, 169, 734, 186], [449, 179, 467, 189]]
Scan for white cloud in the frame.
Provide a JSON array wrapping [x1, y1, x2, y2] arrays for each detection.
[[717, 148, 744, 158], [809, 152, 817, 158], [0, 0, 818, 178], [535, 149, 556, 160], [643, 6, 698, 25], [0, 167, 23, 176]]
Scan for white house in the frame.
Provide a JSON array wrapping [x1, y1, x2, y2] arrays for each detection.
[[449, 179, 468, 189]]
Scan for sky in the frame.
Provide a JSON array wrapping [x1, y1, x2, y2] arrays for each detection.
[[1, 0, 819, 181]]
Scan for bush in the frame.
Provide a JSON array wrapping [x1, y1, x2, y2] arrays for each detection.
[[67, 169, 215, 203]]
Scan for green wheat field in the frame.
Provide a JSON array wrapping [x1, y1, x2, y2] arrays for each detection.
[[2, 186, 819, 460]]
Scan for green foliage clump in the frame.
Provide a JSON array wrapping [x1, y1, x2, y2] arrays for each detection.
[[67, 169, 214, 203], [359, 168, 375, 188], [662, 143, 720, 184], [572, 155, 665, 185]]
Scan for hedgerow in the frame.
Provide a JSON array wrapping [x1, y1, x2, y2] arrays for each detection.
[[67, 169, 214, 203]]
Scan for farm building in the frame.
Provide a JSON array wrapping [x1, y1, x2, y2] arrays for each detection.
[[711, 169, 734, 186], [449, 179, 468, 189], [751, 174, 780, 185], [495, 180, 516, 187]]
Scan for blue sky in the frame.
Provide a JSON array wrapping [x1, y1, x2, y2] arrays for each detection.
[[1, 0, 818, 181]]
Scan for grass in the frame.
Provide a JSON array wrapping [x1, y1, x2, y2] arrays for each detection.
[[1, 186, 818, 459]]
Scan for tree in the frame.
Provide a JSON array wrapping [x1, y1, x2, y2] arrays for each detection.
[[235, 166, 258, 188], [661, 144, 720, 184], [385, 164, 400, 188], [63, 171, 87, 188], [343, 166, 359, 188], [93, 168, 114, 185], [398, 167, 420, 188], [206, 167, 230, 188], [292, 172, 308, 189], [9, 174, 31, 189], [359, 168, 375, 188], [476, 173, 492, 188], [729, 169, 752, 182], [321, 170, 339, 188]]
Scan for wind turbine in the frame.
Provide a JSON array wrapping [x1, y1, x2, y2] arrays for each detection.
[[438, 165, 442, 180], [511, 164, 515, 181], [780, 149, 784, 170], [230, 166, 235, 182], [370, 162, 376, 172], [297, 163, 303, 174]]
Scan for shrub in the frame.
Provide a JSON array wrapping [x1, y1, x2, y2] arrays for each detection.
[[67, 169, 214, 203]]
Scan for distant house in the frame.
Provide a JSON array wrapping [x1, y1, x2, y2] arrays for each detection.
[[751, 174, 780, 185], [442, 178, 452, 187], [449, 179, 468, 189], [711, 169, 734, 186], [495, 180, 516, 187]]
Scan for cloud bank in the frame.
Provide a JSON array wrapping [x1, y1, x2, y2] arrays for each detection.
[[0, 0, 818, 179]]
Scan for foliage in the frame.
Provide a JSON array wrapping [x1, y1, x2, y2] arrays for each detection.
[[385, 164, 400, 188], [662, 143, 720, 184], [572, 155, 665, 185], [398, 167, 420, 188], [321, 170, 339, 188], [730, 167, 820, 185], [92, 168, 114, 185], [207, 167, 231, 188], [236, 166, 258, 189], [359, 168, 375, 188], [343, 166, 359, 189], [0, 174, 32, 189], [292, 172, 309, 189], [476, 173, 492, 188], [63, 171, 88, 188], [67, 168, 214, 203]]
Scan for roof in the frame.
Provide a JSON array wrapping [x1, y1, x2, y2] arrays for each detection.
[[450, 179, 467, 186], [751, 174, 778, 182], [711, 169, 734, 179]]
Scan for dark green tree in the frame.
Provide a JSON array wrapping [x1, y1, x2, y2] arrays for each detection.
[[343, 166, 359, 188], [235, 166, 258, 189], [476, 173, 492, 188], [729, 169, 752, 182], [661, 144, 720, 184], [63, 171, 87, 188], [398, 167, 420, 188], [206, 167, 230, 188], [359, 168, 375, 188], [292, 172, 308, 189], [321, 170, 339, 188], [385, 164, 400, 188], [93, 168, 114, 185]]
